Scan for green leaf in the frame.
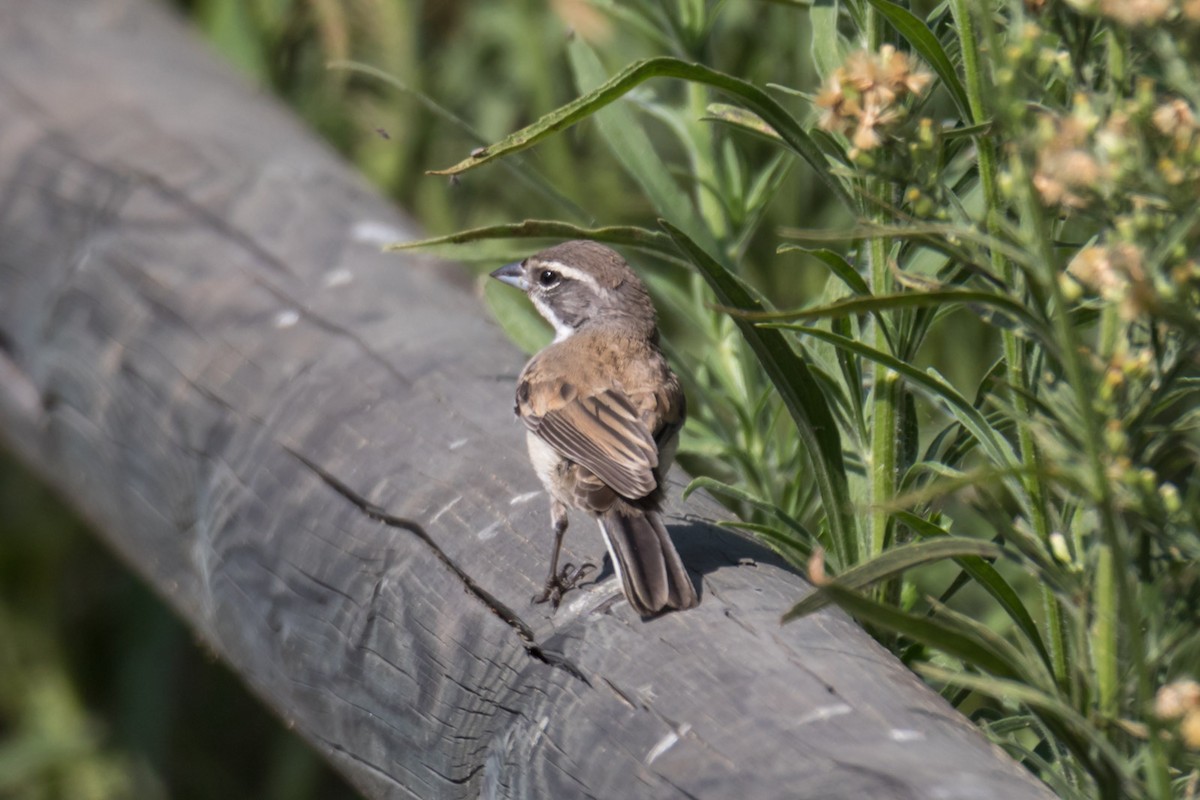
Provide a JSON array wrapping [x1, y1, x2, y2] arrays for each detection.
[[831, 316, 866, 438], [733, 289, 1059, 353], [385, 220, 680, 261], [1092, 544, 1118, 719], [663, 222, 859, 568], [925, 597, 1055, 690], [683, 475, 820, 553], [864, 0, 972, 119], [428, 57, 853, 210], [941, 120, 993, 140], [783, 537, 1000, 618], [703, 103, 784, 143], [714, 520, 814, 567], [777, 220, 1029, 269]]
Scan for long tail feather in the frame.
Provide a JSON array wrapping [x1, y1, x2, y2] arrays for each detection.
[[598, 509, 698, 615]]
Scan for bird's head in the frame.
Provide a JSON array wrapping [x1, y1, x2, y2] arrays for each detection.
[[490, 241, 657, 342]]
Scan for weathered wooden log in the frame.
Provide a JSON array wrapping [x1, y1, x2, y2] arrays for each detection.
[[0, 1, 1055, 798]]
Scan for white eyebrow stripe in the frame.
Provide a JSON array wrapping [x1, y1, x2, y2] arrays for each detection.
[[536, 259, 601, 291]]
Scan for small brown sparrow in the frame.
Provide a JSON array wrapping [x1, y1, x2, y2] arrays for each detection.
[[491, 241, 698, 616]]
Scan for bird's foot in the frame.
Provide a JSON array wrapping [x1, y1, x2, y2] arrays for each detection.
[[532, 562, 596, 609]]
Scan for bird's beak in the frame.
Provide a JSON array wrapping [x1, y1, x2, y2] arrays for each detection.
[[489, 262, 528, 291]]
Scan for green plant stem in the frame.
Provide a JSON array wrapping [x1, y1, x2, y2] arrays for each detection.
[[1099, 304, 1120, 360], [867, 225, 896, 562], [950, 0, 1066, 689], [1008, 153, 1171, 800], [864, 5, 897, 567], [1093, 544, 1118, 719]]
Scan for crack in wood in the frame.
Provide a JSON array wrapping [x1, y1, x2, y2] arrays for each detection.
[[284, 445, 591, 685]]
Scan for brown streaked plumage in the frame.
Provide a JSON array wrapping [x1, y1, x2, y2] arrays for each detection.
[[491, 241, 697, 616]]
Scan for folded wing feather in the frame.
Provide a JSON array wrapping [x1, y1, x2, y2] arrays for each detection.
[[526, 389, 659, 499]]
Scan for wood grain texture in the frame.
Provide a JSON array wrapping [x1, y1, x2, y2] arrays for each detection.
[[0, 1, 1054, 798]]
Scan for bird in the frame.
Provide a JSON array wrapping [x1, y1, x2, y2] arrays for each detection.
[[490, 240, 698, 616]]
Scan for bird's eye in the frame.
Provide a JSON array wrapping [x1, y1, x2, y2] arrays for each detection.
[[538, 269, 560, 287]]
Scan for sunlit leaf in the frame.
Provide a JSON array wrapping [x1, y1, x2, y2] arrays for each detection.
[[385, 220, 680, 262], [428, 57, 854, 209], [783, 537, 1000, 618]]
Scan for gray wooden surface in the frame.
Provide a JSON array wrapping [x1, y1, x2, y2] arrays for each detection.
[[0, 1, 1056, 798]]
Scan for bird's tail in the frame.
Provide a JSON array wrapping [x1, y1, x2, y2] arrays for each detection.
[[598, 507, 698, 615]]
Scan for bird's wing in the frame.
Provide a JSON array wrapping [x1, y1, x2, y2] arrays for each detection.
[[521, 385, 659, 500]]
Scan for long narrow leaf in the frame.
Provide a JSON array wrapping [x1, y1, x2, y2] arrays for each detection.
[[683, 475, 817, 543], [810, 0, 845, 80], [779, 221, 1030, 273], [385, 220, 679, 260], [784, 537, 999, 618], [925, 597, 1055, 691], [1092, 544, 1119, 719], [428, 57, 854, 210], [730, 289, 1059, 355], [714, 520, 815, 566], [777, 246, 871, 296], [703, 103, 785, 143]]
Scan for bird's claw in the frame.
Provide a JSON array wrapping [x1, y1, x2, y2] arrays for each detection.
[[532, 562, 597, 609]]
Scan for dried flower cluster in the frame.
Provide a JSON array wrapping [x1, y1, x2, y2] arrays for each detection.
[[1067, 242, 1155, 319], [814, 45, 933, 153], [1033, 92, 1200, 212], [1154, 678, 1200, 749], [1033, 115, 1106, 209]]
